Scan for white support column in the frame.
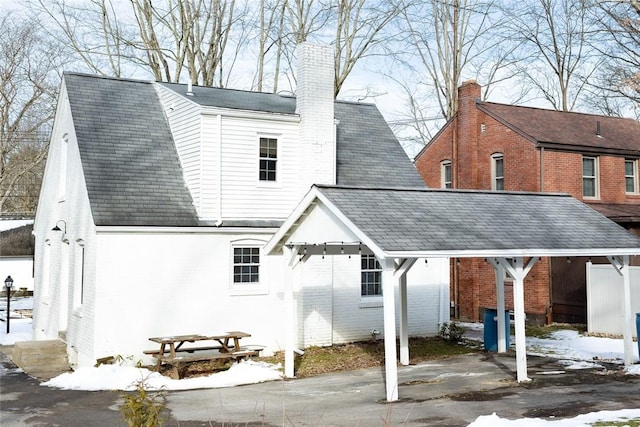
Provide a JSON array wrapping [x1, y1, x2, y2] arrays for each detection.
[[381, 257, 399, 402], [283, 246, 297, 378], [395, 258, 416, 366], [608, 255, 635, 366], [399, 271, 409, 365], [622, 255, 634, 366], [488, 258, 507, 353], [501, 257, 537, 383]]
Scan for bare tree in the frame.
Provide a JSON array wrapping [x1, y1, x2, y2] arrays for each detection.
[[28, 0, 248, 86], [586, 0, 640, 115], [333, 0, 402, 97], [0, 13, 59, 215], [32, 0, 128, 78], [505, 0, 599, 111], [392, 0, 512, 150]]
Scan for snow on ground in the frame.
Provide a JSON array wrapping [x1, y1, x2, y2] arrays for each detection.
[[2, 299, 640, 425]]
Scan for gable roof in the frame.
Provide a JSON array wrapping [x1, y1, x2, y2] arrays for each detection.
[[478, 102, 640, 155], [267, 185, 640, 258], [64, 73, 199, 226], [62, 73, 422, 227], [158, 82, 424, 188]]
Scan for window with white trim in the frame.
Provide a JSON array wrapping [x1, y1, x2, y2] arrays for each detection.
[[73, 240, 85, 308], [259, 137, 277, 181], [583, 156, 599, 198], [233, 247, 260, 283], [58, 134, 68, 201], [441, 160, 452, 189], [625, 159, 638, 194], [361, 254, 382, 297], [491, 154, 504, 191]]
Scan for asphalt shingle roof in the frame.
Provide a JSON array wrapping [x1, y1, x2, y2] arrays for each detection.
[[64, 73, 199, 226], [478, 102, 640, 154], [62, 73, 424, 227], [158, 81, 424, 188], [314, 185, 640, 253]]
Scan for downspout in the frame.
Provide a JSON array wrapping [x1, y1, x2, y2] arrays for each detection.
[[215, 114, 223, 226], [452, 115, 459, 319], [539, 146, 544, 192]]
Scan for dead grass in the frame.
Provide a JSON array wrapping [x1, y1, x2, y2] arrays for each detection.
[[257, 336, 478, 378]]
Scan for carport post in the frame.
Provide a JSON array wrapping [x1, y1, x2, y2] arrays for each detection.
[[381, 257, 399, 402], [488, 258, 508, 353], [608, 255, 635, 366], [622, 256, 634, 366], [283, 246, 296, 378], [500, 256, 537, 383], [395, 258, 416, 366]]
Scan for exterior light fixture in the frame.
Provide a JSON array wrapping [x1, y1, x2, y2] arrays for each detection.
[[52, 220, 69, 244], [4, 275, 13, 334]]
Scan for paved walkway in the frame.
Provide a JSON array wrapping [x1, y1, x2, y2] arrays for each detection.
[[2, 347, 639, 426]]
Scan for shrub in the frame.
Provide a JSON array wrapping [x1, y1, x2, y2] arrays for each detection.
[[120, 379, 166, 427], [439, 322, 466, 342]]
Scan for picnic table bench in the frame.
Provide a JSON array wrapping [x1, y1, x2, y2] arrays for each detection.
[[146, 332, 262, 379]]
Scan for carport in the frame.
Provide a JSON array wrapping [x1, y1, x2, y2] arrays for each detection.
[[265, 185, 640, 402]]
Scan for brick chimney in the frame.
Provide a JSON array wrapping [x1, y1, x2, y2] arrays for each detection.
[[296, 43, 336, 186], [456, 80, 481, 189]]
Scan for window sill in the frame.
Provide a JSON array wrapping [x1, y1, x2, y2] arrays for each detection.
[[230, 286, 269, 296], [359, 298, 383, 308]]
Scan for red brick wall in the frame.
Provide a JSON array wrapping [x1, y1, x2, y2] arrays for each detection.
[[415, 123, 454, 188]]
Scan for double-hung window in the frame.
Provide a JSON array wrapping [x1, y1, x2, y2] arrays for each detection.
[[441, 160, 452, 189], [233, 247, 260, 284], [361, 254, 382, 297], [259, 137, 277, 181], [583, 156, 599, 198], [491, 154, 504, 191], [625, 159, 638, 194]]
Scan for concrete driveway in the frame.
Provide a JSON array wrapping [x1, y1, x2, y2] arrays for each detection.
[[1, 349, 639, 426]]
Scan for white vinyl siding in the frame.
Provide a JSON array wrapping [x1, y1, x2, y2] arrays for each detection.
[[155, 85, 208, 215], [219, 116, 303, 219]]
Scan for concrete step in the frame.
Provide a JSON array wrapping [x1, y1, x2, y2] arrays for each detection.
[[12, 340, 69, 379]]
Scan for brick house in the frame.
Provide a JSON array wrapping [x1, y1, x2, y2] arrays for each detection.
[[415, 80, 640, 324]]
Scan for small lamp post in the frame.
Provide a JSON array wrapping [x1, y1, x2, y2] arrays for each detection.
[[4, 275, 13, 334]]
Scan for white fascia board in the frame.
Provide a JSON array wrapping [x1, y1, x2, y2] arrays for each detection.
[[95, 226, 278, 235], [201, 107, 300, 123], [384, 248, 640, 259], [264, 186, 386, 260]]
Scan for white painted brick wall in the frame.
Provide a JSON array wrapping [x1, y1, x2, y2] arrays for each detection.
[[296, 43, 336, 187]]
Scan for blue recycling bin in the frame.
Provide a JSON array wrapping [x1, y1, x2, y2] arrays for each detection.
[[484, 308, 510, 352]]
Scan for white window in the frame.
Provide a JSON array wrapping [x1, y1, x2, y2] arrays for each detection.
[[361, 254, 382, 297], [233, 247, 260, 283], [491, 154, 504, 191], [58, 134, 68, 201], [583, 156, 599, 198], [259, 137, 277, 181], [230, 239, 268, 295], [73, 240, 85, 308], [625, 159, 638, 194], [441, 160, 452, 189]]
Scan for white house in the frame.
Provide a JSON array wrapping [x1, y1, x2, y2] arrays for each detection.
[[32, 43, 449, 369]]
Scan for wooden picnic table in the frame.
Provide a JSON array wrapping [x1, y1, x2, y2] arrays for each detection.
[[146, 331, 261, 379]]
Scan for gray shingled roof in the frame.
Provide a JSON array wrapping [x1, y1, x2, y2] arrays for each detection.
[[159, 81, 424, 188], [65, 74, 422, 227], [64, 73, 199, 226], [313, 185, 640, 254]]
